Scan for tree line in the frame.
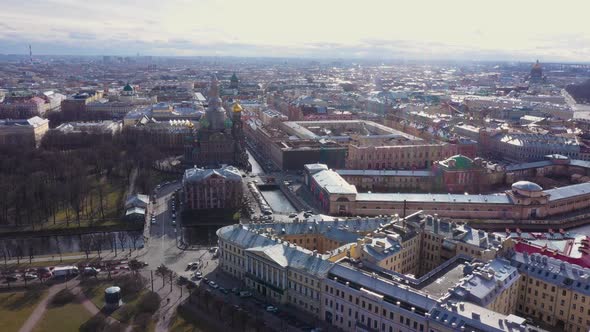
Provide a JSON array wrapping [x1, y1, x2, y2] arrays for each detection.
[[0, 132, 167, 228]]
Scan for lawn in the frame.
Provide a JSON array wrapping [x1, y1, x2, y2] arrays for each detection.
[[32, 301, 92, 332], [0, 288, 46, 332], [81, 280, 109, 310], [0, 180, 128, 234], [41, 181, 126, 229], [80, 276, 149, 323], [111, 288, 146, 323], [169, 313, 206, 332]]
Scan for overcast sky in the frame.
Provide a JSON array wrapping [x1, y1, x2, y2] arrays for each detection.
[[1, 0, 589, 61]]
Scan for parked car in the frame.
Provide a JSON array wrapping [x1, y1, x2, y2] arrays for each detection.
[[151, 217, 156, 224], [289, 213, 297, 218], [231, 287, 239, 294], [37, 267, 52, 279], [266, 306, 279, 313], [5, 274, 20, 282], [82, 267, 100, 276], [193, 272, 202, 280], [219, 287, 229, 294], [239, 291, 252, 298], [208, 281, 219, 289], [186, 262, 198, 270], [23, 273, 38, 281]]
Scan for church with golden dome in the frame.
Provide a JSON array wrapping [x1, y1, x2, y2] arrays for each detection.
[[184, 75, 250, 170]]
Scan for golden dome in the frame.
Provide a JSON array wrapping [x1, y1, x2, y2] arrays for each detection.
[[232, 102, 243, 113]]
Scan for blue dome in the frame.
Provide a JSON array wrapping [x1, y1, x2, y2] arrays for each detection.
[[512, 181, 543, 192]]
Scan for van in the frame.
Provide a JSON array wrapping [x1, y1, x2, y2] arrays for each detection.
[[52, 266, 79, 279]]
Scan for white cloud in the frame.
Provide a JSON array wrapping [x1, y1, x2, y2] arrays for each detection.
[[1, 0, 589, 61]]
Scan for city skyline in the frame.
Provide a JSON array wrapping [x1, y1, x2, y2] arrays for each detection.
[[2, 0, 590, 61]]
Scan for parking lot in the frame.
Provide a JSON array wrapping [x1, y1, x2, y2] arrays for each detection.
[[1, 259, 133, 288]]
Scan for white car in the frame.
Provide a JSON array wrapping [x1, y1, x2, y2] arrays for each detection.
[[151, 217, 156, 224], [209, 281, 219, 289], [266, 306, 279, 313]]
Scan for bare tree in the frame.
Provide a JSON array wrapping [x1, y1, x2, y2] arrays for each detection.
[[0, 240, 7, 267], [107, 233, 117, 256], [54, 236, 63, 262], [14, 242, 23, 264], [80, 234, 92, 260], [156, 264, 171, 287], [97, 185, 106, 220], [92, 234, 103, 258], [128, 231, 142, 251], [28, 246, 34, 264], [117, 232, 127, 252]]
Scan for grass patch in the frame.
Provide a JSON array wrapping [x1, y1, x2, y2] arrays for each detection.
[[81, 275, 152, 325], [81, 280, 108, 310], [0, 180, 128, 234], [169, 312, 206, 332], [0, 288, 47, 332], [111, 289, 147, 323], [33, 300, 92, 332], [169, 305, 223, 332]]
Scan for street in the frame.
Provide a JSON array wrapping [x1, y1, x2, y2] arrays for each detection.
[[132, 149, 325, 332]]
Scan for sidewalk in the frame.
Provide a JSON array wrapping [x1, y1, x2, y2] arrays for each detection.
[[141, 270, 187, 332], [18, 282, 68, 332]]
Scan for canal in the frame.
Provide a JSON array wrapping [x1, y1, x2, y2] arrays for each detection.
[[247, 150, 264, 175], [0, 231, 144, 257], [260, 189, 297, 214]]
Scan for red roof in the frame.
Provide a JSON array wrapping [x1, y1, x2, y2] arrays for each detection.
[[514, 241, 590, 268]]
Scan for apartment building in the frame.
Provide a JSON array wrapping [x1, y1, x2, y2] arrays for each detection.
[[0, 116, 49, 148], [182, 165, 243, 210], [509, 251, 590, 332], [216, 215, 552, 332]]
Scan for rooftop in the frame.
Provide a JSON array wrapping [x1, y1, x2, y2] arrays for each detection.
[[183, 165, 242, 183], [312, 168, 357, 195]]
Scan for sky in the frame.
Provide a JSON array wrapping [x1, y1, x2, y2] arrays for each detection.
[[1, 0, 589, 62]]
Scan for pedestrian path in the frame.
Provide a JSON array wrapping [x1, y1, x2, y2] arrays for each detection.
[[17, 278, 124, 332], [18, 283, 66, 332]]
